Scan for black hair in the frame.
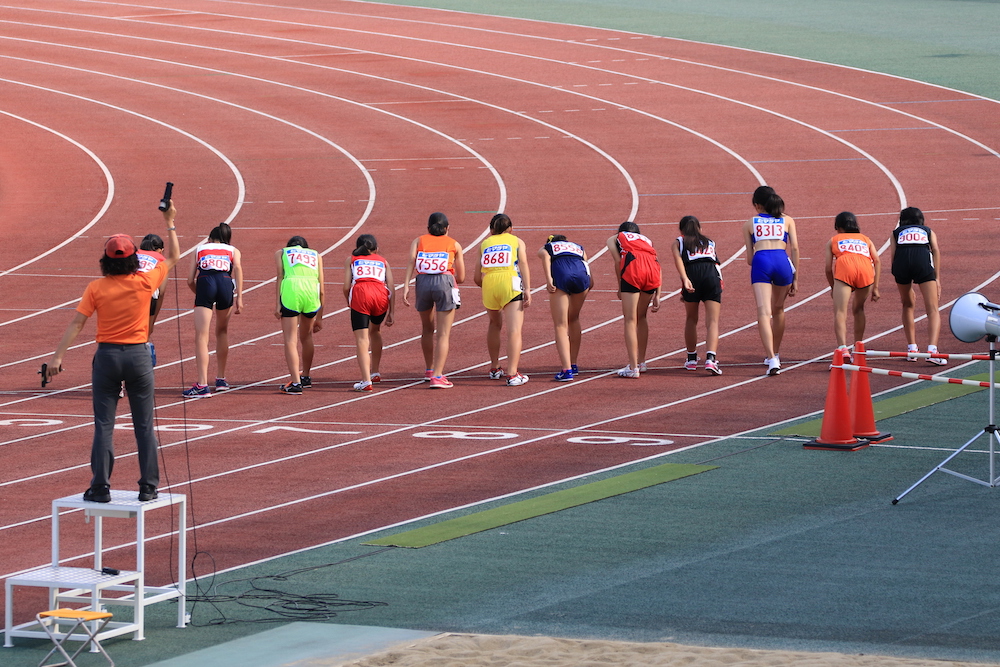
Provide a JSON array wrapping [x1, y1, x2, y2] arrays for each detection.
[[208, 222, 232, 244], [100, 254, 140, 276], [489, 213, 512, 235], [547, 234, 568, 243], [427, 212, 449, 236], [899, 207, 925, 226], [834, 211, 860, 233], [762, 193, 785, 218], [752, 185, 775, 208], [286, 236, 309, 248], [140, 234, 164, 252], [679, 215, 711, 251], [618, 221, 640, 234], [352, 233, 378, 256]]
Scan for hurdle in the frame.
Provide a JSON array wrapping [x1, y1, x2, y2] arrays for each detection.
[[832, 361, 1000, 390]]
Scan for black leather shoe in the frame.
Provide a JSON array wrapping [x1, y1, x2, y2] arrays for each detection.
[[83, 484, 111, 503], [138, 484, 158, 501]]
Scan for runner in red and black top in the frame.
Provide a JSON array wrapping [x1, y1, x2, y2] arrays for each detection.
[[890, 206, 945, 365], [670, 216, 723, 375], [345, 234, 394, 392], [606, 221, 661, 378]]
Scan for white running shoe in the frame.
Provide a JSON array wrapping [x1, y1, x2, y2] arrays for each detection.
[[684, 357, 699, 371], [926, 347, 947, 366], [705, 359, 722, 376], [906, 345, 919, 362], [505, 373, 529, 386], [617, 365, 640, 379], [766, 356, 782, 376], [489, 367, 505, 380], [637, 362, 648, 373]]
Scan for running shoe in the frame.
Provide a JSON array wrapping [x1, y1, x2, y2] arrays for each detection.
[[214, 378, 230, 391], [637, 362, 648, 373], [553, 370, 574, 382], [906, 345, 920, 362], [370, 372, 382, 383], [353, 380, 373, 392], [617, 365, 640, 379], [489, 367, 505, 380], [506, 373, 529, 386], [705, 359, 722, 376], [765, 357, 782, 376], [571, 364, 579, 377], [183, 383, 211, 398], [300, 375, 312, 388], [424, 369, 434, 381], [926, 348, 947, 366], [836, 346, 852, 365], [684, 356, 699, 371], [429, 376, 454, 389], [279, 382, 303, 394]]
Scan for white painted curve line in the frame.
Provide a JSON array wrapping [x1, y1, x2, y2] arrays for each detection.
[[0, 75, 245, 228], [41, 3, 911, 198], [0, 109, 113, 278]]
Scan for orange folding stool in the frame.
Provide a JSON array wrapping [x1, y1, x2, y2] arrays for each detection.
[[36, 609, 114, 667]]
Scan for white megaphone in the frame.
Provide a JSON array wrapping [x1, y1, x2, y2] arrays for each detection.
[[949, 292, 1000, 343]]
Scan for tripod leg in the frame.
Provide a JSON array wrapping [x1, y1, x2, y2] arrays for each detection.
[[893, 430, 985, 504]]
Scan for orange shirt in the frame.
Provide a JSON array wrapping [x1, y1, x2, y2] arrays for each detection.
[[415, 234, 459, 275], [77, 263, 169, 343]]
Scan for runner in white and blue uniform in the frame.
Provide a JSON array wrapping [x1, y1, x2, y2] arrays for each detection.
[[538, 235, 593, 380]]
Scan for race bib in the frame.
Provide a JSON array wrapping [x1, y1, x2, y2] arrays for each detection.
[[753, 217, 785, 242], [620, 232, 653, 246], [482, 244, 514, 267], [550, 241, 584, 257], [896, 227, 930, 245], [285, 248, 318, 269], [836, 239, 871, 257], [416, 250, 449, 274], [198, 254, 232, 272], [511, 275, 523, 293], [352, 258, 386, 282], [137, 254, 159, 273], [686, 241, 717, 262]]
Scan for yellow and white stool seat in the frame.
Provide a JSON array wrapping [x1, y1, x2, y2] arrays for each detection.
[[36, 609, 114, 667]]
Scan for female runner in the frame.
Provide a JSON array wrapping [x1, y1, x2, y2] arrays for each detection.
[[402, 212, 465, 388], [890, 207, 945, 365], [606, 221, 661, 378], [670, 216, 723, 375], [184, 222, 243, 397], [475, 213, 531, 386], [275, 236, 325, 394], [743, 187, 798, 376], [537, 234, 592, 381], [345, 234, 394, 391], [824, 212, 880, 359]]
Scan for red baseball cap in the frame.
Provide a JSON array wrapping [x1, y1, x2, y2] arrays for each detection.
[[105, 234, 137, 258]]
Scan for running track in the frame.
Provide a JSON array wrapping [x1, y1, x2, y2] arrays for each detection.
[[2, 0, 999, 625]]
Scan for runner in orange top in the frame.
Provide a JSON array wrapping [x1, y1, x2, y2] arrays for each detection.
[[47, 202, 181, 503], [824, 211, 880, 356]]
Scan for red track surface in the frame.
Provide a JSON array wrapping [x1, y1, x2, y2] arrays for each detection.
[[2, 0, 999, 624]]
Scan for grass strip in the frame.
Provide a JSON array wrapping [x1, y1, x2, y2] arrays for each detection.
[[364, 462, 716, 548]]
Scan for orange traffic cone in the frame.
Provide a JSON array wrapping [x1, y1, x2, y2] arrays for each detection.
[[804, 348, 869, 451], [849, 342, 893, 443]]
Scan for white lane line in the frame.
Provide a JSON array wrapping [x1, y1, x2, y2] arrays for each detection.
[[0, 110, 114, 278]]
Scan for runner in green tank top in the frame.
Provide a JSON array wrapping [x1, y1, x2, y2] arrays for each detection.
[[275, 236, 325, 393]]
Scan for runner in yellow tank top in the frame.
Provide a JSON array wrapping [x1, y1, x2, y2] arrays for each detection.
[[475, 214, 531, 386]]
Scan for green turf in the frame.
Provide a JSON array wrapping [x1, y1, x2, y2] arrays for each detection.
[[364, 462, 717, 548], [774, 372, 989, 438]]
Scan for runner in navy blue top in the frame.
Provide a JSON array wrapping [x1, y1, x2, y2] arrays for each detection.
[[538, 235, 592, 380]]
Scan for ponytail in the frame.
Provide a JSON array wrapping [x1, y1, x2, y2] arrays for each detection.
[[489, 213, 512, 235], [679, 215, 710, 251], [209, 222, 232, 244], [352, 233, 378, 256]]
